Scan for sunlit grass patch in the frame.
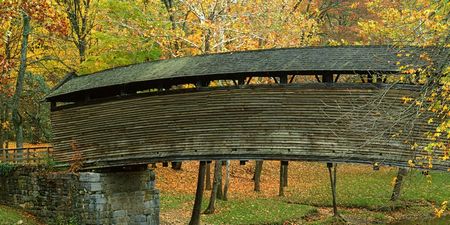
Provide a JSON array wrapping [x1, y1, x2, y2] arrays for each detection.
[[202, 198, 316, 225]]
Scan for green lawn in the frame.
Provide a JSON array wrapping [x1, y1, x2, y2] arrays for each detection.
[[0, 205, 41, 225], [203, 198, 316, 225], [161, 194, 317, 225], [160, 164, 450, 224], [288, 167, 450, 210]]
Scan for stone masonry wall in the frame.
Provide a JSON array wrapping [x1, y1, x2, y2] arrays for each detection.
[[0, 166, 160, 225]]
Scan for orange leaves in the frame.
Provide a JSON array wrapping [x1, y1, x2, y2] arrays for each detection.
[[0, 0, 69, 36]]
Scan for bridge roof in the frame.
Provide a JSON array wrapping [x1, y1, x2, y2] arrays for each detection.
[[46, 45, 447, 101]]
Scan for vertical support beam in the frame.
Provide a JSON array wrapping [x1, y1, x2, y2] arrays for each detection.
[[84, 93, 91, 103], [171, 161, 182, 170], [189, 161, 207, 225], [50, 102, 57, 111], [282, 160, 288, 187], [196, 80, 210, 89], [279, 75, 288, 84], [367, 74, 373, 83], [279, 161, 285, 197], [327, 162, 338, 217], [391, 167, 408, 201], [322, 74, 333, 83], [238, 77, 245, 85]]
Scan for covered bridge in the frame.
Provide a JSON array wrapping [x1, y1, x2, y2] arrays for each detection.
[[46, 46, 449, 171]]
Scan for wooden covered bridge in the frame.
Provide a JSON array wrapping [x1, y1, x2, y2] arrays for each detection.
[[46, 46, 449, 171]]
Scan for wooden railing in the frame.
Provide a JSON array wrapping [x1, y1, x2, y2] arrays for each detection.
[[0, 146, 53, 164]]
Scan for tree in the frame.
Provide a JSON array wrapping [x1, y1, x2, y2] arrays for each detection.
[[254, 160, 263, 192], [189, 161, 207, 225], [204, 160, 222, 214], [356, 0, 449, 208], [11, 11, 30, 156], [206, 162, 212, 190], [391, 167, 409, 201], [0, 0, 68, 153], [78, 0, 161, 74], [222, 160, 230, 201], [57, 0, 95, 64]]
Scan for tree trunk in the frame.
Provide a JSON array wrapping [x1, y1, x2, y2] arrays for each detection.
[[279, 161, 285, 197], [216, 163, 223, 199], [12, 11, 31, 160], [189, 161, 207, 225], [77, 40, 86, 63], [223, 160, 230, 201], [0, 106, 5, 149], [391, 167, 408, 201], [206, 162, 212, 190], [204, 160, 222, 214], [254, 160, 263, 192], [327, 163, 338, 217], [161, 0, 180, 54]]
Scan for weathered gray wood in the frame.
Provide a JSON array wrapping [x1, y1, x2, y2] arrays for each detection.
[[50, 84, 448, 170], [47, 46, 448, 101]]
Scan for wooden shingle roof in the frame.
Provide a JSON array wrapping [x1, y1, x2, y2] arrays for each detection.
[[46, 46, 447, 101]]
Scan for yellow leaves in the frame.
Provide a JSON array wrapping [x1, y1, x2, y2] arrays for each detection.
[[350, 2, 359, 9], [415, 100, 423, 106], [428, 118, 434, 124], [434, 201, 448, 218], [442, 152, 449, 161], [1, 121, 9, 129], [390, 176, 397, 187], [401, 96, 413, 104], [408, 160, 415, 167]]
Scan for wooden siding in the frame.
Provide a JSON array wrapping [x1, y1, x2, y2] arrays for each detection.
[[51, 84, 449, 170]]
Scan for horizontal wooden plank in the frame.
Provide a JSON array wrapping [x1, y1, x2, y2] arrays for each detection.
[[50, 85, 449, 170]]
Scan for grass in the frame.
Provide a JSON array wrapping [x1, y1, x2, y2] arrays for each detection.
[[157, 161, 450, 224], [203, 198, 316, 225], [0, 205, 41, 225], [287, 166, 450, 210], [160, 194, 317, 225], [160, 194, 194, 210]]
